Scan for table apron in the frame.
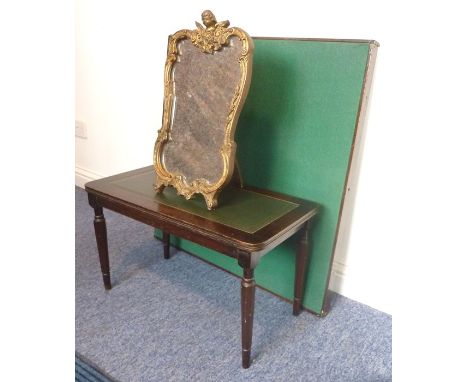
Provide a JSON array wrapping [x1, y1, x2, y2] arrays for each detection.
[[88, 191, 254, 259]]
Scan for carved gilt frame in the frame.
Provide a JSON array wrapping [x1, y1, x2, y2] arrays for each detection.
[[153, 10, 254, 210]]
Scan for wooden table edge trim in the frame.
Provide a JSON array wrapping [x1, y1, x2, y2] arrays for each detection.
[[85, 187, 318, 255]]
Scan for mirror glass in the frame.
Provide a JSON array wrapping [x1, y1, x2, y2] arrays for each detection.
[[161, 37, 243, 185]]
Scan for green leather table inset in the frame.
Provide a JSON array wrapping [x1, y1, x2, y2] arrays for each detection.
[[111, 168, 298, 234]]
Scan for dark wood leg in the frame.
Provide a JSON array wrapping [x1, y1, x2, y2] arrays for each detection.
[[93, 206, 111, 290], [162, 231, 170, 259], [293, 221, 310, 315], [241, 267, 256, 368]]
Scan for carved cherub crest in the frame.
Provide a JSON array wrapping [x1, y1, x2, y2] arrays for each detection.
[[192, 10, 232, 53], [196, 10, 230, 31]]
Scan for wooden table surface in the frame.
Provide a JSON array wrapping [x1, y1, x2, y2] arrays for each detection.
[[85, 166, 319, 256]]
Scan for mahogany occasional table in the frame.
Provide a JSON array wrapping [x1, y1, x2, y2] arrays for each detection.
[[85, 166, 319, 368]]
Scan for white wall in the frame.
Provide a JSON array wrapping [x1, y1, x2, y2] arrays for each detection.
[[76, 0, 468, 316]]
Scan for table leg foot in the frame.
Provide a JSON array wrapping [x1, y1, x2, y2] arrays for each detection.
[[242, 349, 251, 369]]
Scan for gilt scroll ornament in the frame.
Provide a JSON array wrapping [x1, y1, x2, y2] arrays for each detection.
[[153, 10, 254, 210]]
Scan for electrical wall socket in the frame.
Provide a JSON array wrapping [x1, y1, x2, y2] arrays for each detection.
[[75, 120, 87, 139]]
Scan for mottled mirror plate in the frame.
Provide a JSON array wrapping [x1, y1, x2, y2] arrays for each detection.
[[162, 38, 242, 185], [153, 11, 253, 209]]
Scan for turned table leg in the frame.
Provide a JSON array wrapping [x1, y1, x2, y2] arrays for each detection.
[[162, 231, 170, 259], [293, 221, 310, 315], [93, 206, 111, 290], [241, 267, 256, 368]]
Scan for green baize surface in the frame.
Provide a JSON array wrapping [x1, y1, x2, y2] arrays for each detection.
[[157, 38, 370, 314]]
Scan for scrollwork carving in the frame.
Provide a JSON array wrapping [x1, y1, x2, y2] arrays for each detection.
[[153, 10, 254, 210]]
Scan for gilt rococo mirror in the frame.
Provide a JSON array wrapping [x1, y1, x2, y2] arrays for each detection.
[[153, 10, 254, 210]]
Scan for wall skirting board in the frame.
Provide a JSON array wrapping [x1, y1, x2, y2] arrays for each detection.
[[75, 166, 104, 189], [75, 166, 387, 312]]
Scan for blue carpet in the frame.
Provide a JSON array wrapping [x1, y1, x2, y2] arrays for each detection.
[[76, 186, 392, 381]]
